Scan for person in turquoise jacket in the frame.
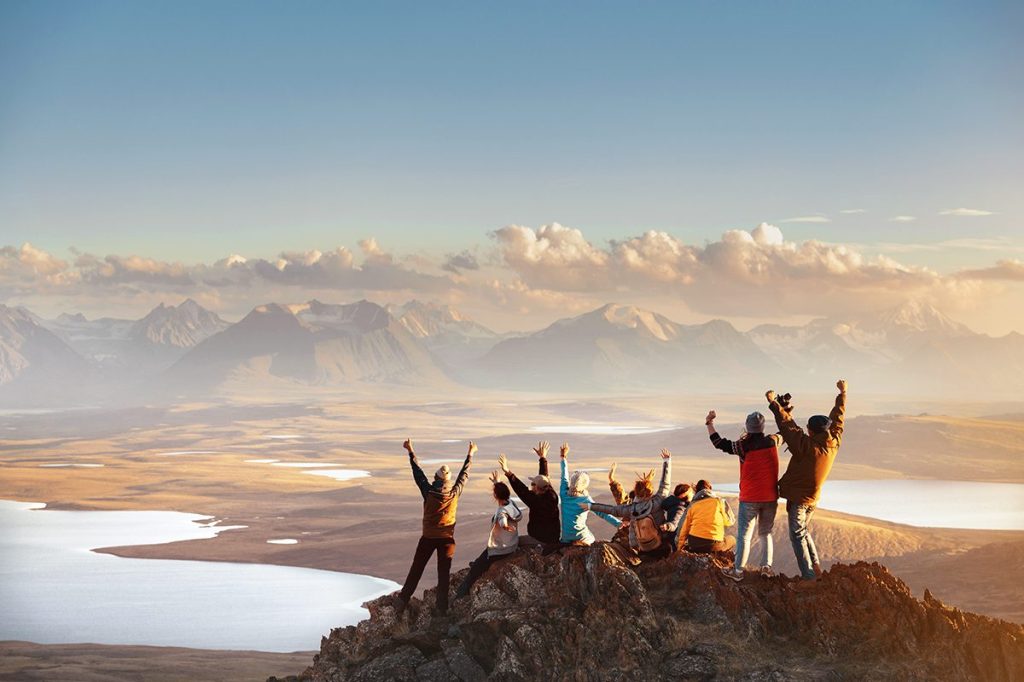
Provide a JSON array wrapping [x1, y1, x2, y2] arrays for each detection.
[[558, 442, 620, 544]]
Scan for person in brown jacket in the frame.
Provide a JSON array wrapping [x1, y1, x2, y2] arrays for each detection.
[[395, 438, 475, 614], [767, 379, 847, 581]]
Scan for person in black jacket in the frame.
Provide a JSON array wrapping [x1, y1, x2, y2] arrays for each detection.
[[498, 441, 560, 546]]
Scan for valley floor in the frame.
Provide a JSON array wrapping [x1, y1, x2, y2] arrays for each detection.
[[1, 397, 1022, 679]]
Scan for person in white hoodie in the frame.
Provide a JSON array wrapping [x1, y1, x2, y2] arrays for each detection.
[[454, 470, 523, 600]]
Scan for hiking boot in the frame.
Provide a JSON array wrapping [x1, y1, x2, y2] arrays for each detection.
[[759, 565, 774, 578], [391, 595, 408, 616], [721, 567, 744, 582]]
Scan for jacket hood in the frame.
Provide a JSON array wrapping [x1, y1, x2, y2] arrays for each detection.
[[691, 489, 720, 503]]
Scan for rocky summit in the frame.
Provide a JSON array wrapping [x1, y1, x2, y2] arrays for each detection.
[[278, 546, 1024, 682]]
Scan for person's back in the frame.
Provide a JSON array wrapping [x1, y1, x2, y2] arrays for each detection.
[[772, 385, 846, 506], [396, 438, 475, 615], [680, 483, 735, 554], [768, 380, 847, 581], [590, 451, 672, 553], [500, 444, 560, 545], [558, 443, 620, 545], [487, 500, 523, 557]]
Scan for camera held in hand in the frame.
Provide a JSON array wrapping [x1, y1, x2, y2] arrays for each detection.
[[775, 392, 793, 411]]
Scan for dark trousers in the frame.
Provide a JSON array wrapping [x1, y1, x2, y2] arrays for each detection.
[[399, 536, 456, 612], [686, 534, 736, 554], [455, 549, 512, 599]]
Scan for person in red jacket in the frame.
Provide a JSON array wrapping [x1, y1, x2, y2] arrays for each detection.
[[706, 409, 781, 581]]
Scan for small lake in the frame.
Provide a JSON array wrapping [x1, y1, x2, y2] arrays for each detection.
[[716, 480, 1024, 530], [0, 500, 398, 652]]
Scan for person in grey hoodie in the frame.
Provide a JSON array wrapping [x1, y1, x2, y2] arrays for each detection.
[[589, 449, 673, 559], [454, 471, 523, 599]]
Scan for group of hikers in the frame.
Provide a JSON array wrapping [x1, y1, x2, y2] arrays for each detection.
[[394, 380, 847, 615]]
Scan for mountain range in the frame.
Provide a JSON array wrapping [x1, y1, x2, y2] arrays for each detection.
[[2, 297, 1022, 402]]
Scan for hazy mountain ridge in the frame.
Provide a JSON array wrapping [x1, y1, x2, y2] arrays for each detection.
[[4, 298, 1022, 399], [166, 300, 450, 389]]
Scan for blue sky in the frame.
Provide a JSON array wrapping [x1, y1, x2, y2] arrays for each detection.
[[1, 2, 1022, 331]]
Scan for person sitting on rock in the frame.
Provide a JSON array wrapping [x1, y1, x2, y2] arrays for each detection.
[[769, 379, 847, 581], [678, 479, 736, 554], [498, 442, 560, 547], [706, 409, 782, 582], [659, 482, 694, 551], [589, 449, 674, 560], [454, 470, 523, 600], [558, 442, 621, 545], [394, 438, 474, 615]]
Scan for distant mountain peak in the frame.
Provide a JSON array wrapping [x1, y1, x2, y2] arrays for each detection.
[[875, 299, 971, 336], [131, 298, 228, 348]]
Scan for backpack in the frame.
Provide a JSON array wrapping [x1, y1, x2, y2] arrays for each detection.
[[633, 513, 662, 552]]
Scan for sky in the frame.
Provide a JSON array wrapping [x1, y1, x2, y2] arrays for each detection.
[[1, 1, 1022, 333]]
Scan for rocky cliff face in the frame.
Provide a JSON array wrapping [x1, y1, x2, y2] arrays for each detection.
[[285, 546, 1024, 681]]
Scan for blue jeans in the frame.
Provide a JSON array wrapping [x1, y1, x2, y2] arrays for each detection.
[[734, 501, 777, 570], [786, 500, 819, 580]]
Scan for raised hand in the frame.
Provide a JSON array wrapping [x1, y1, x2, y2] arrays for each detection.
[[488, 470, 501, 484], [403, 438, 413, 453], [498, 453, 510, 474], [560, 442, 570, 459], [608, 462, 617, 483], [705, 410, 716, 424], [837, 379, 848, 393], [533, 440, 549, 458], [661, 448, 671, 460], [467, 441, 477, 457], [765, 390, 776, 403]]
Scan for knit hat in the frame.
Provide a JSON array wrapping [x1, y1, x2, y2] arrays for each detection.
[[807, 415, 832, 433], [434, 465, 451, 482], [745, 411, 766, 434]]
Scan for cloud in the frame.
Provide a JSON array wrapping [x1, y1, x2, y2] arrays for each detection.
[[491, 223, 610, 291], [492, 222, 946, 317], [442, 250, 480, 274], [889, 215, 917, 223], [779, 215, 831, 223], [955, 260, 1024, 281], [938, 208, 996, 217], [839, 209, 866, 214], [78, 254, 194, 287], [0, 243, 77, 295]]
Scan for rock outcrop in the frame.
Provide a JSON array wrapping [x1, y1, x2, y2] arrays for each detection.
[[284, 546, 1024, 681]]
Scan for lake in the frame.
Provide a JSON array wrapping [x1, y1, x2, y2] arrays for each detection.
[[716, 480, 1024, 530], [0, 500, 398, 652]]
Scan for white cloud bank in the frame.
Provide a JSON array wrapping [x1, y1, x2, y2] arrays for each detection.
[[2, 224, 1021, 327], [938, 208, 996, 217]]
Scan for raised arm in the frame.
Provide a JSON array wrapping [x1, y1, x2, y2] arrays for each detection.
[[607, 462, 629, 504], [404, 438, 431, 499], [559, 443, 570, 497], [656, 449, 672, 498], [707, 410, 740, 456], [534, 441, 550, 477], [500, 454, 535, 503], [451, 441, 476, 498], [589, 501, 633, 518], [766, 390, 811, 455], [830, 380, 847, 444]]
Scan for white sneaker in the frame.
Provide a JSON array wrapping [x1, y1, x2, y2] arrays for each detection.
[[759, 565, 774, 578], [721, 567, 744, 582]]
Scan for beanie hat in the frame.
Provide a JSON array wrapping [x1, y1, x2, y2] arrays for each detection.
[[745, 411, 766, 434], [434, 465, 451, 481], [807, 415, 832, 433]]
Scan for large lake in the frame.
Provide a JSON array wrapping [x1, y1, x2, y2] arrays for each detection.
[[716, 480, 1024, 530], [0, 500, 398, 652]]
